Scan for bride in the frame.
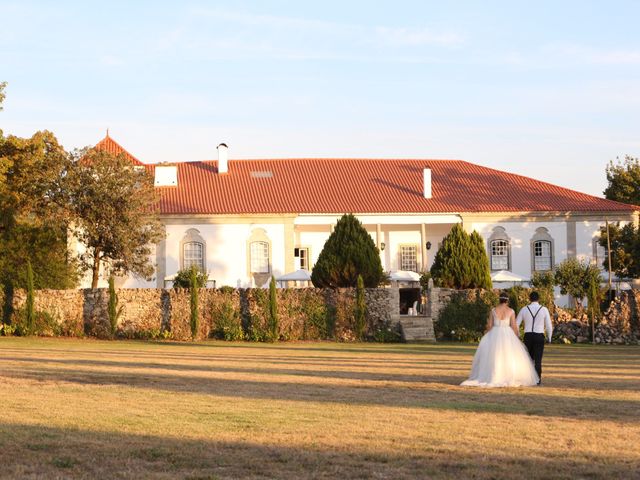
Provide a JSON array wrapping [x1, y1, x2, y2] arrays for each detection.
[[461, 292, 539, 387]]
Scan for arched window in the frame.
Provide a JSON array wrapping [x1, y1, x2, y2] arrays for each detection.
[[489, 227, 511, 271], [531, 227, 554, 272], [250, 241, 270, 273], [180, 228, 206, 271]]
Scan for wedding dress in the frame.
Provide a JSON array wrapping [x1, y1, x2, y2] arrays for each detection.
[[461, 309, 539, 387]]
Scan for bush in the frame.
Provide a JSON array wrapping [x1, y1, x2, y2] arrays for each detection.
[[12, 308, 61, 337], [173, 265, 208, 289], [434, 290, 496, 342], [268, 276, 278, 342], [311, 214, 384, 288], [218, 286, 235, 294], [211, 299, 244, 341], [373, 323, 402, 343], [108, 276, 123, 337]]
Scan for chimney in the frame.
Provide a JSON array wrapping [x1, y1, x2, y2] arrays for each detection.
[[217, 143, 228, 174], [423, 168, 432, 199]]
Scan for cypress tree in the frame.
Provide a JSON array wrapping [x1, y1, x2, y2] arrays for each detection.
[[108, 276, 120, 337], [311, 214, 384, 288], [430, 224, 472, 288], [190, 267, 199, 340], [25, 261, 35, 335], [469, 231, 493, 290], [268, 276, 279, 342], [354, 274, 366, 340]]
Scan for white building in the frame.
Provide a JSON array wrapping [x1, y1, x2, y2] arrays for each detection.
[[80, 134, 638, 300]]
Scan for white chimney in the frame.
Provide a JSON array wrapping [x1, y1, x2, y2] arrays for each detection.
[[217, 143, 228, 174], [423, 168, 432, 199]]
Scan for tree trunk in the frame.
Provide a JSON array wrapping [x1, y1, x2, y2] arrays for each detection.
[[91, 249, 101, 289]]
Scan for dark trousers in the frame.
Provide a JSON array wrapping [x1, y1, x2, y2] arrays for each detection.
[[524, 332, 545, 382]]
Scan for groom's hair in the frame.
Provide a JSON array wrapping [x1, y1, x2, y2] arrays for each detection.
[[529, 291, 540, 302]]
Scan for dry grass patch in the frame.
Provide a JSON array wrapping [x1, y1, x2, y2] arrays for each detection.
[[0, 338, 639, 479]]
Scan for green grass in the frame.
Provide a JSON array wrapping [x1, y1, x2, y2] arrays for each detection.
[[0, 337, 639, 479]]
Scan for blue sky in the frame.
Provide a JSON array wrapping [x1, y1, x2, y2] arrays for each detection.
[[1, 1, 639, 196]]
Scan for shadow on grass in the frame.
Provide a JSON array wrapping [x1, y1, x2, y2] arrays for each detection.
[[0, 422, 638, 480]]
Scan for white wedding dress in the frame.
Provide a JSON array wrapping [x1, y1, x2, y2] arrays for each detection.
[[461, 309, 539, 388]]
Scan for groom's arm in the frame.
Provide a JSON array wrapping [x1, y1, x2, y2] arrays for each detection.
[[515, 309, 524, 329], [544, 308, 553, 342]]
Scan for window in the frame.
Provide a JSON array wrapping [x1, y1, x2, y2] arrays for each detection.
[[488, 227, 511, 271], [592, 238, 606, 267], [533, 241, 552, 271], [183, 242, 204, 270], [295, 247, 310, 270], [400, 245, 418, 272], [490, 240, 509, 270], [180, 228, 206, 271], [250, 241, 270, 273], [530, 227, 554, 272]]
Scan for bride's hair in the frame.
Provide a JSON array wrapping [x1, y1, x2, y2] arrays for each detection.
[[498, 292, 509, 304]]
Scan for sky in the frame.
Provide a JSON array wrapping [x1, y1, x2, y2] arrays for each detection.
[[1, 0, 639, 197]]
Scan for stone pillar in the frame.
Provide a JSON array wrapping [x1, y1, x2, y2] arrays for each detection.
[[420, 223, 427, 271]]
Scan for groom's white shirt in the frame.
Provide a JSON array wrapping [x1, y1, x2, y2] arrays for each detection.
[[516, 302, 553, 342]]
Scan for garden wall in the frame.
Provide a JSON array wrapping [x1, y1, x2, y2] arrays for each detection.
[[2, 287, 396, 341]]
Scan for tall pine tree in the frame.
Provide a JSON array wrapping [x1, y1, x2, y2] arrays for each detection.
[[430, 224, 492, 289], [311, 214, 383, 288]]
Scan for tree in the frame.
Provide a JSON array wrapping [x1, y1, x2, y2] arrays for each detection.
[[0, 131, 78, 289], [530, 270, 556, 311], [108, 276, 122, 337], [25, 261, 35, 336], [468, 231, 492, 290], [354, 274, 366, 340], [0, 81, 6, 111], [67, 148, 165, 288], [311, 214, 384, 288], [603, 155, 640, 206], [554, 258, 602, 310], [430, 224, 492, 289], [268, 276, 279, 341], [598, 222, 640, 278], [190, 267, 199, 339]]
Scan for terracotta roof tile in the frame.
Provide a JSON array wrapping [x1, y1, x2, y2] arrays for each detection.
[[94, 134, 144, 166], [96, 136, 639, 215]]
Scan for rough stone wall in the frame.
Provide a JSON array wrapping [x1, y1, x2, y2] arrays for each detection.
[[1, 286, 403, 341]]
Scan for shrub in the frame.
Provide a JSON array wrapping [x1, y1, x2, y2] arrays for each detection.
[[248, 288, 271, 342], [218, 285, 235, 294], [189, 267, 199, 340], [311, 214, 384, 288], [211, 299, 244, 341], [434, 290, 496, 342], [12, 308, 61, 337], [373, 323, 402, 343], [173, 265, 208, 289], [530, 271, 556, 313], [354, 274, 366, 340]]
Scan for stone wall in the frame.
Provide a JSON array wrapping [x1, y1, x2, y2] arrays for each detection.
[[1, 286, 403, 342]]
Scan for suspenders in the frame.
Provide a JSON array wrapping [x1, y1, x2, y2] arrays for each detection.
[[526, 305, 542, 333]]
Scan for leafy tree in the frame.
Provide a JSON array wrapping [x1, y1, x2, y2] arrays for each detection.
[[554, 258, 602, 310], [268, 275, 278, 341], [190, 267, 199, 339], [0, 131, 78, 289], [311, 214, 384, 288], [603, 155, 640, 206], [430, 224, 492, 289], [0, 81, 6, 111], [530, 271, 556, 311], [598, 222, 640, 278], [172, 265, 208, 289], [67, 147, 164, 288], [354, 274, 366, 340]]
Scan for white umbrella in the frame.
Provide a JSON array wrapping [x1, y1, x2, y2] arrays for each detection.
[[276, 269, 312, 282], [491, 270, 529, 282], [389, 270, 421, 282]]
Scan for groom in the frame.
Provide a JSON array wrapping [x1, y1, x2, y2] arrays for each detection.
[[516, 291, 553, 385]]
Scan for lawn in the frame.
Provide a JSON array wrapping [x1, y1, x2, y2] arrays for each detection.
[[0, 338, 638, 479]]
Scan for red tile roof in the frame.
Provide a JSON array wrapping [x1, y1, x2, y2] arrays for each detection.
[[96, 136, 639, 215], [95, 134, 145, 166]]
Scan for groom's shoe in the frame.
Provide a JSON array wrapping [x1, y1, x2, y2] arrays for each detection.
[[537, 381, 542, 386]]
